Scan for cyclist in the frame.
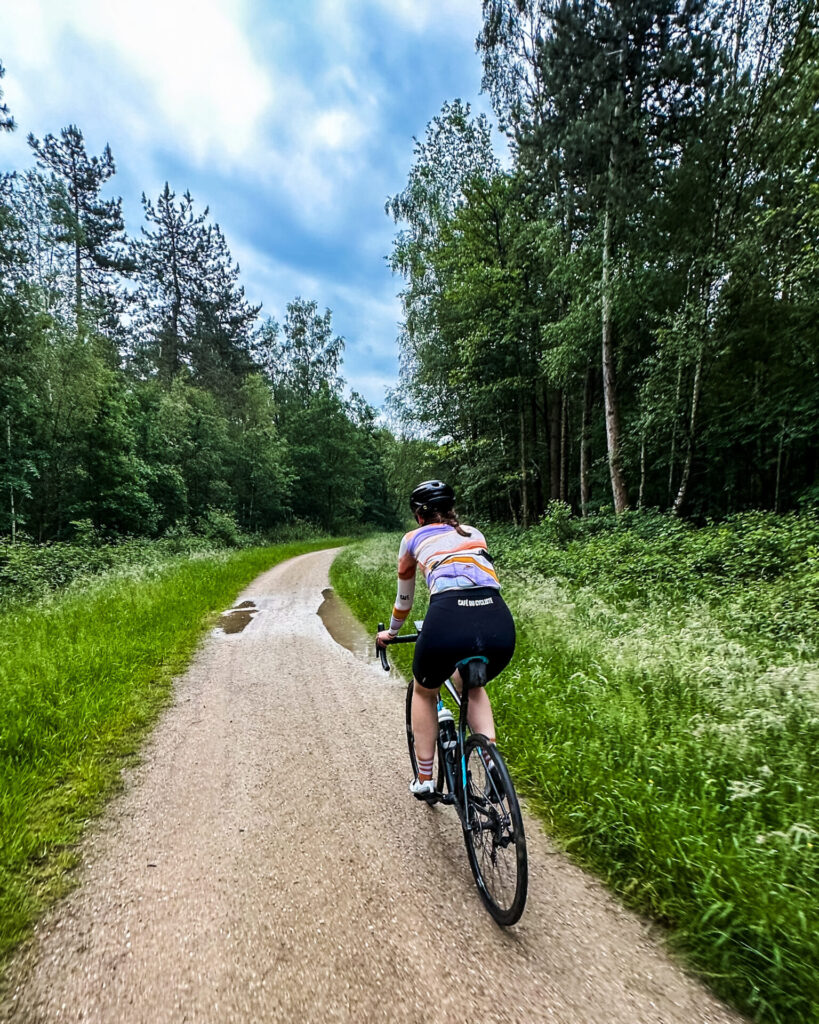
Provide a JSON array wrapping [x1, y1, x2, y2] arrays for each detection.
[[376, 480, 516, 798]]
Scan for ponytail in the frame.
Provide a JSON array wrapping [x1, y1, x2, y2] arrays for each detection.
[[421, 506, 471, 537]]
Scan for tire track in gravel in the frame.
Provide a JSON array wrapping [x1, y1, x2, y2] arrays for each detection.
[[1, 548, 747, 1024]]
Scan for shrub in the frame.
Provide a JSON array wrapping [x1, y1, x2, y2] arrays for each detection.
[[194, 506, 243, 547]]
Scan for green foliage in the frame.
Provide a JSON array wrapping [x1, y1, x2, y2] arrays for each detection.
[[28, 124, 128, 321], [492, 506, 819, 656], [0, 538, 344, 964], [0, 534, 221, 606], [389, 2, 819, 523], [194, 506, 242, 547], [1, 129, 398, 543], [331, 518, 819, 1024]]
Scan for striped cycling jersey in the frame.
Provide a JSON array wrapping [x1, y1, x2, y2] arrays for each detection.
[[388, 523, 499, 634]]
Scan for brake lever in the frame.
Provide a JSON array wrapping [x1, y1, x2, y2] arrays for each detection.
[[376, 622, 390, 672]]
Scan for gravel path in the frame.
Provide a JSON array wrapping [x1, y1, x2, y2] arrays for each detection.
[[1, 549, 746, 1024]]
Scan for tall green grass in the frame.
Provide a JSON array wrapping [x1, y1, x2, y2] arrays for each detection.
[[330, 520, 818, 1024], [0, 538, 343, 963]]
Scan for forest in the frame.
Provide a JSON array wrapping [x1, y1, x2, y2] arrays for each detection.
[[0, 66, 398, 545], [2, 0, 818, 547], [388, 0, 818, 524]]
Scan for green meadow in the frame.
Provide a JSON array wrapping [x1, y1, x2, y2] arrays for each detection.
[[0, 538, 342, 964]]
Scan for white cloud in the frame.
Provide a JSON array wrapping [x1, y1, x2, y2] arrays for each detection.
[[1, 0, 274, 168], [348, 372, 396, 403], [313, 108, 365, 151], [228, 240, 323, 316], [369, 0, 479, 34], [0, 0, 381, 227]]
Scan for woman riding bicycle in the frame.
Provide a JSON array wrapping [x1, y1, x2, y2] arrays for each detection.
[[376, 480, 516, 798]]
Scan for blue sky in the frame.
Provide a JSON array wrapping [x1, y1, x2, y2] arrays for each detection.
[[0, 0, 501, 407]]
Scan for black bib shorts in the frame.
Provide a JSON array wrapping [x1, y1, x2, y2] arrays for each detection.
[[412, 586, 516, 690]]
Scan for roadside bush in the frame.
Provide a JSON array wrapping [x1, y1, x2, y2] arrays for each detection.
[[492, 507, 819, 657], [194, 506, 244, 547], [0, 536, 220, 608]]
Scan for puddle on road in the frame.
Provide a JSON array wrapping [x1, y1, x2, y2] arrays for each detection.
[[217, 602, 257, 634], [317, 587, 373, 661]]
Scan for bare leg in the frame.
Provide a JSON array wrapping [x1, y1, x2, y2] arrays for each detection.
[[411, 681, 439, 775], [452, 668, 496, 740]]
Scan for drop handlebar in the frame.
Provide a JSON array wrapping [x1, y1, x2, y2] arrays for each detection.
[[376, 622, 419, 672]]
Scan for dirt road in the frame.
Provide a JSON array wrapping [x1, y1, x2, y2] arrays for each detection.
[[2, 549, 745, 1024]]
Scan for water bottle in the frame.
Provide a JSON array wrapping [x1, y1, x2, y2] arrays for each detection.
[[437, 704, 457, 751]]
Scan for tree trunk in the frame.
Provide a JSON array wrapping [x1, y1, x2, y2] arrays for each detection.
[[580, 363, 592, 516], [167, 216, 182, 379], [667, 358, 683, 506], [507, 488, 518, 526], [559, 390, 568, 503], [500, 428, 518, 525], [75, 240, 83, 325], [638, 437, 646, 509], [72, 181, 83, 325], [673, 346, 703, 515], [774, 421, 786, 513], [531, 393, 543, 515], [6, 415, 16, 545], [549, 389, 561, 501], [602, 205, 629, 512], [519, 397, 529, 529]]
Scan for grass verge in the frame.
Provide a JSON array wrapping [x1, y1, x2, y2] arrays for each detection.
[[0, 538, 344, 965], [330, 531, 818, 1024]]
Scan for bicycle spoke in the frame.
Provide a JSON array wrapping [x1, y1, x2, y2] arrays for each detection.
[[462, 737, 527, 925]]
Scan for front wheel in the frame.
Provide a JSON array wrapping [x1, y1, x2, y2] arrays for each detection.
[[462, 735, 528, 925]]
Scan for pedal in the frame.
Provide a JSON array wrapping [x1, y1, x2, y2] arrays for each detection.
[[414, 789, 440, 804]]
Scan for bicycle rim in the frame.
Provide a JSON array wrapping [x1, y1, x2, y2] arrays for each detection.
[[462, 735, 528, 925]]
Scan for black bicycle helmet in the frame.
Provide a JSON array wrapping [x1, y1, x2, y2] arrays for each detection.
[[409, 479, 455, 515]]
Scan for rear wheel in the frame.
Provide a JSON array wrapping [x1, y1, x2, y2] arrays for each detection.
[[404, 681, 444, 795], [462, 735, 527, 925]]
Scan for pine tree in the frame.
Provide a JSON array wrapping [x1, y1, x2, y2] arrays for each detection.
[[191, 223, 259, 392], [258, 298, 344, 404], [133, 184, 258, 386], [27, 125, 127, 326], [0, 61, 15, 133]]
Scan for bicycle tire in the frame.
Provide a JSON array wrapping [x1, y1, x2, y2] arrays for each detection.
[[404, 680, 444, 796], [462, 734, 527, 925]]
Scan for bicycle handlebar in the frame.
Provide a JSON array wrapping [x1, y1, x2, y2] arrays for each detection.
[[376, 622, 419, 672]]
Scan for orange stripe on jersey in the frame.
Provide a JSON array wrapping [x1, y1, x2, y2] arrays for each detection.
[[443, 540, 490, 556], [397, 553, 416, 580], [392, 606, 411, 621], [434, 555, 499, 581]]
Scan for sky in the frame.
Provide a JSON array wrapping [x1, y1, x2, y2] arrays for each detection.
[[0, 0, 501, 408]]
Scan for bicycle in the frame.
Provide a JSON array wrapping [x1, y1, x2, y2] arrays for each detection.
[[376, 621, 528, 926]]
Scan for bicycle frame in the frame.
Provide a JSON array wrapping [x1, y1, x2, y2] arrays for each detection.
[[376, 623, 483, 830], [435, 671, 474, 829]]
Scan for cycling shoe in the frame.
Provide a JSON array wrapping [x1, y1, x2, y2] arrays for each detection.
[[410, 778, 436, 800]]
